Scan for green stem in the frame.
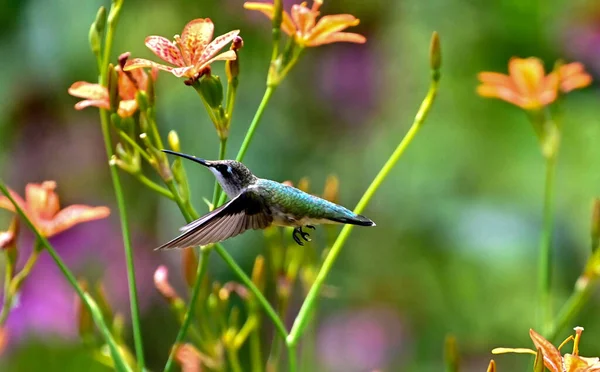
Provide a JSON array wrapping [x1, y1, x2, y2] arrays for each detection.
[[212, 139, 227, 205], [547, 280, 594, 341], [213, 243, 288, 341], [100, 110, 145, 369], [163, 248, 210, 372], [0, 182, 131, 372], [0, 252, 16, 326], [97, 1, 145, 368], [249, 317, 263, 372], [137, 174, 174, 200], [287, 77, 440, 346], [227, 347, 243, 372], [539, 154, 557, 334], [217, 86, 276, 207]]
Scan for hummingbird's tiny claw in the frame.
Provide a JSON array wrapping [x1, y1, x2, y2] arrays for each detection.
[[293, 228, 304, 246], [306, 225, 316, 230]]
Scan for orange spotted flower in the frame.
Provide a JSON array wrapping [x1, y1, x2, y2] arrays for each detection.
[[0, 181, 110, 238], [244, 0, 366, 47], [477, 57, 592, 110], [492, 327, 600, 372], [68, 65, 151, 117], [124, 19, 239, 80]]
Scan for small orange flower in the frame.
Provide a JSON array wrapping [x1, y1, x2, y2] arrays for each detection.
[[244, 0, 366, 47], [68, 66, 150, 117], [0, 181, 110, 238], [124, 19, 239, 80], [477, 58, 592, 110], [477, 57, 559, 110], [492, 327, 600, 372]]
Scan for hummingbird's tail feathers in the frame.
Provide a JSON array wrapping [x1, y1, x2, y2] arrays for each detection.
[[328, 214, 376, 227]]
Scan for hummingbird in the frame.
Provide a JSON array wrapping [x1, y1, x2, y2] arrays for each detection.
[[157, 150, 375, 250]]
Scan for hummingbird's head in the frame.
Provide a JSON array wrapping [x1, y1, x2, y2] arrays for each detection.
[[162, 150, 256, 198]]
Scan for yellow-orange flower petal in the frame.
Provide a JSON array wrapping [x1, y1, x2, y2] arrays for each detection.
[[181, 19, 214, 65], [243, 2, 296, 35], [47, 205, 110, 237], [25, 181, 60, 220], [559, 62, 592, 93], [244, 0, 365, 47]]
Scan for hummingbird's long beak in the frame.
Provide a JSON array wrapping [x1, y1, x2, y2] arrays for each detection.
[[162, 150, 210, 167]]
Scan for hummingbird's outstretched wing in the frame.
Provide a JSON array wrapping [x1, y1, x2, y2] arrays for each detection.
[[156, 189, 273, 250]]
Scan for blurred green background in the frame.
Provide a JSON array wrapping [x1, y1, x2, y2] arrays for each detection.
[[0, 0, 599, 371]]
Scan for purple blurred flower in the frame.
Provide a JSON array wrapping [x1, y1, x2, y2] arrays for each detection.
[[562, 6, 600, 76], [317, 306, 407, 372], [318, 44, 380, 126]]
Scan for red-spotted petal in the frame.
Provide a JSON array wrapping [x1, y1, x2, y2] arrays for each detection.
[[181, 19, 214, 64], [198, 30, 240, 66], [307, 31, 366, 46], [144, 36, 184, 67], [125, 58, 193, 78], [46, 205, 110, 237], [243, 3, 296, 36], [68, 82, 108, 100]]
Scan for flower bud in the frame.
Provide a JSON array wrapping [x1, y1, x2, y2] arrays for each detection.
[[198, 74, 223, 109], [444, 335, 459, 372], [95, 282, 114, 323], [486, 360, 496, 372], [533, 348, 544, 372], [251, 255, 265, 293], [0, 218, 19, 267], [429, 31, 441, 73], [297, 177, 310, 193], [181, 248, 197, 287], [135, 90, 150, 113], [154, 265, 181, 305], [591, 199, 600, 252], [75, 279, 94, 340], [168, 130, 181, 152], [89, 7, 106, 56], [322, 175, 339, 203]]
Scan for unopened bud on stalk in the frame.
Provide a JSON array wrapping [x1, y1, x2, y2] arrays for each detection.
[[75, 279, 94, 339], [226, 36, 243, 82], [168, 130, 181, 152], [251, 255, 265, 293], [181, 248, 197, 287], [198, 74, 223, 109], [154, 265, 181, 305], [0, 218, 19, 267], [444, 335, 460, 372], [429, 31, 441, 81], [89, 7, 106, 56], [95, 282, 114, 322], [591, 198, 600, 252]]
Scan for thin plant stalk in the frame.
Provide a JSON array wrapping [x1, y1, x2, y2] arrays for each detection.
[[547, 280, 593, 342], [0, 182, 131, 372], [539, 154, 557, 334], [287, 74, 440, 346], [98, 1, 145, 363]]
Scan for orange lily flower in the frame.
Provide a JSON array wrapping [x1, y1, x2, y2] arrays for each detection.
[[477, 57, 592, 110], [492, 327, 600, 372], [68, 66, 150, 117], [124, 19, 239, 80], [244, 0, 366, 47], [0, 181, 110, 238]]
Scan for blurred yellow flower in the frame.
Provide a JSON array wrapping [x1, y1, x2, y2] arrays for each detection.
[[492, 327, 600, 372], [244, 0, 366, 47], [0, 181, 110, 238], [477, 58, 592, 110], [68, 66, 151, 117], [124, 19, 239, 81]]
